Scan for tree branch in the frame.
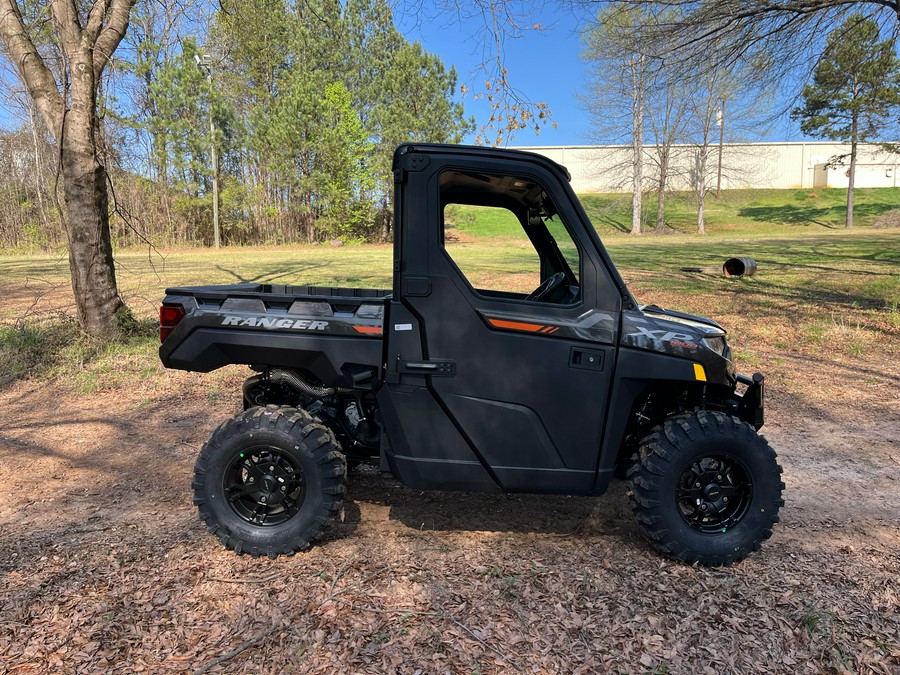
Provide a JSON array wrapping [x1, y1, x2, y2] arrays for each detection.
[[49, 0, 83, 59], [0, 0, 64, 133], [84, 0, 109, 42], [192, 625, 280, 675], [93, 0, 134, 79], [598, 0, 900, 79]]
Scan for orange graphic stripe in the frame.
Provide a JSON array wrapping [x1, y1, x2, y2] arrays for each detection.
[[353, 325, 383, 335], [488, 318, 545, 333]]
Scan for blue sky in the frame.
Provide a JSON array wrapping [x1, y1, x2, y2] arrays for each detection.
[[399, 8, 596, 146], [0, 7, 593, 144], [398, 6, 806, 147], [0, 3, 809, 146]]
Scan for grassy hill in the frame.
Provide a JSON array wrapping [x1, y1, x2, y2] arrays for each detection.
[[581, 187, 900, 235], [445, 187, 899, 239]]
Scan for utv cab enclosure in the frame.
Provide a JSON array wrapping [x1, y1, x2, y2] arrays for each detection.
[[160, 143, 783, 566]]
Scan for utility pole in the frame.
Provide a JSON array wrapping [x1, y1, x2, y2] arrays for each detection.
[[196, 53, 220, 248], [715, 100, 725, 198]]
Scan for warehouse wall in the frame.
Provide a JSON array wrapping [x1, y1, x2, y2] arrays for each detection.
[[512, 142, 900, 193]]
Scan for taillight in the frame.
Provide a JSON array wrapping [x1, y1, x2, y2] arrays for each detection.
[[159, 304, 186, 343]]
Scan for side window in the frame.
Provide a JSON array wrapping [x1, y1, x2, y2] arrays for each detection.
[[443, 204, 541, 296], [545, 218, 580, 278], [440, 169, 582, 305]]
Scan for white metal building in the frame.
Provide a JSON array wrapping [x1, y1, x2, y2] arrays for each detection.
[[512, 142, 900, 193]]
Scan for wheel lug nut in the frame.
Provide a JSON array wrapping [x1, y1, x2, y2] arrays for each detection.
[[260, 496, 267, 503], [248, 477, 254, 483], [700, 504, 708, 511], [695, 482, 701, 488], [269, 466, 274, 472], [723, 497, 729, 503], [280, 486, 286, 492], [716, 475, 722, 481]]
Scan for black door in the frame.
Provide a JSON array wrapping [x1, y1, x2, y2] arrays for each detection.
[[383, 156, 623, 493]]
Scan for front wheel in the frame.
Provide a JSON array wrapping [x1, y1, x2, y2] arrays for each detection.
[[192, 406, 346, 558], [628, 411, 784, 565]]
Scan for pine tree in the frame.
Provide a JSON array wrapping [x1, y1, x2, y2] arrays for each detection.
[[791, 15, 900, 228]]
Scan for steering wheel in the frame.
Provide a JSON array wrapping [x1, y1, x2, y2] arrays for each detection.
[[526, 271, 567, 302]]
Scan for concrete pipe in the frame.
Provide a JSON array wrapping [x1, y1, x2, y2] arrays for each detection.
[[723, 257, 757, 278]]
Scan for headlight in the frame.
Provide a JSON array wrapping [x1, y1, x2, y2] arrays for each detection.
[[703, 336, 727, 356]]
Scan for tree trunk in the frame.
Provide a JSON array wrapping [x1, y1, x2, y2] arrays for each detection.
[[63, 52, 125, 336], [27, 104, 48, 227], [304, 192, 315, 243], [631, 143, 643, 235], [62, 143, 124, 335], [846, 116, 858, 229], [631, 55, 644, 235], [697, 145, 708, 234], [655, 149, 668, 233], [380, 193, 392, 242], [716, 99, 725, 198]]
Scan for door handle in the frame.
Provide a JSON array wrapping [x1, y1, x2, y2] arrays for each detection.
[[570, 348, 604, 371], [400, 359, 456, 377]]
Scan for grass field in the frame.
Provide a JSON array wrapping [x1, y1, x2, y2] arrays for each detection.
[[441, 187, 900, 239], [0, 227, 897, 395], [582, 187, 900, 234]]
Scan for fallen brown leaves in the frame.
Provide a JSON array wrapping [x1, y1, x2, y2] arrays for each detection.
[[6, 533, 898, 674], [1, 291, 899, 673]]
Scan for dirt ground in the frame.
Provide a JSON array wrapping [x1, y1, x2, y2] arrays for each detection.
[[1, 293, 899, 673]]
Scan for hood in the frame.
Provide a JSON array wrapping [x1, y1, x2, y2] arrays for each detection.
[[620, 305, 734, 385]]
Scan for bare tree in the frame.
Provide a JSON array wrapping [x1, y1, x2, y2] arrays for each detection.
[[0, 0, 135, 337], [690, 78, 718, 234], [645, 65, 689, 233], [582, 7, 652, 233], [629, 53, 645, 235], [591, 1, 900, 85], [401, 0, 557, 146], [686, 49, 743, 234], [0, 78, 55, 233]]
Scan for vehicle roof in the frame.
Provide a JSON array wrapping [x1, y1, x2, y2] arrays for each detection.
[[392, 143, 572, 182]]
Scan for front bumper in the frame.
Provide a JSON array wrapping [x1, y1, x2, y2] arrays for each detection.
[[734, 372, 765, 429]]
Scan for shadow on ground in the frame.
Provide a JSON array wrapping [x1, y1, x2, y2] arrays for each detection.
[[738, 201, 898, 227], [339, 470, 633, 538]]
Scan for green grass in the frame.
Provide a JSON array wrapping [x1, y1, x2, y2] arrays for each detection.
[[579, 187, 900, 235], [0, 313, 159, 389], [444, 187, 899, 241], [0, 245, 395, 319], [1, 205, 898, 390], [603, 231, 900, 305], [1, 234, 896, 319], [0, 246, 397, 388]]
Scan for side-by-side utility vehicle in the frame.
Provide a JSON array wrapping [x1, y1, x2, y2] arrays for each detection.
[[159, 144, 784, 565]]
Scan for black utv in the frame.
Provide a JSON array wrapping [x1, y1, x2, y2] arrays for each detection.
[[159, 143, 784, 566]]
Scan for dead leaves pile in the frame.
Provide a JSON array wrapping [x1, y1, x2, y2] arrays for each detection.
[[1, 350, 898, 674], [1, 477, 898, 674]]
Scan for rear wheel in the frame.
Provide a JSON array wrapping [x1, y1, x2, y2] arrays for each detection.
[[192, 406, 346, 558], [628, 411, 784, 565]]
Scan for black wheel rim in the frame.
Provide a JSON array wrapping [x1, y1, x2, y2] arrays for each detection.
[[675, 453, 752, 534], [224, 446, 306, 526]]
